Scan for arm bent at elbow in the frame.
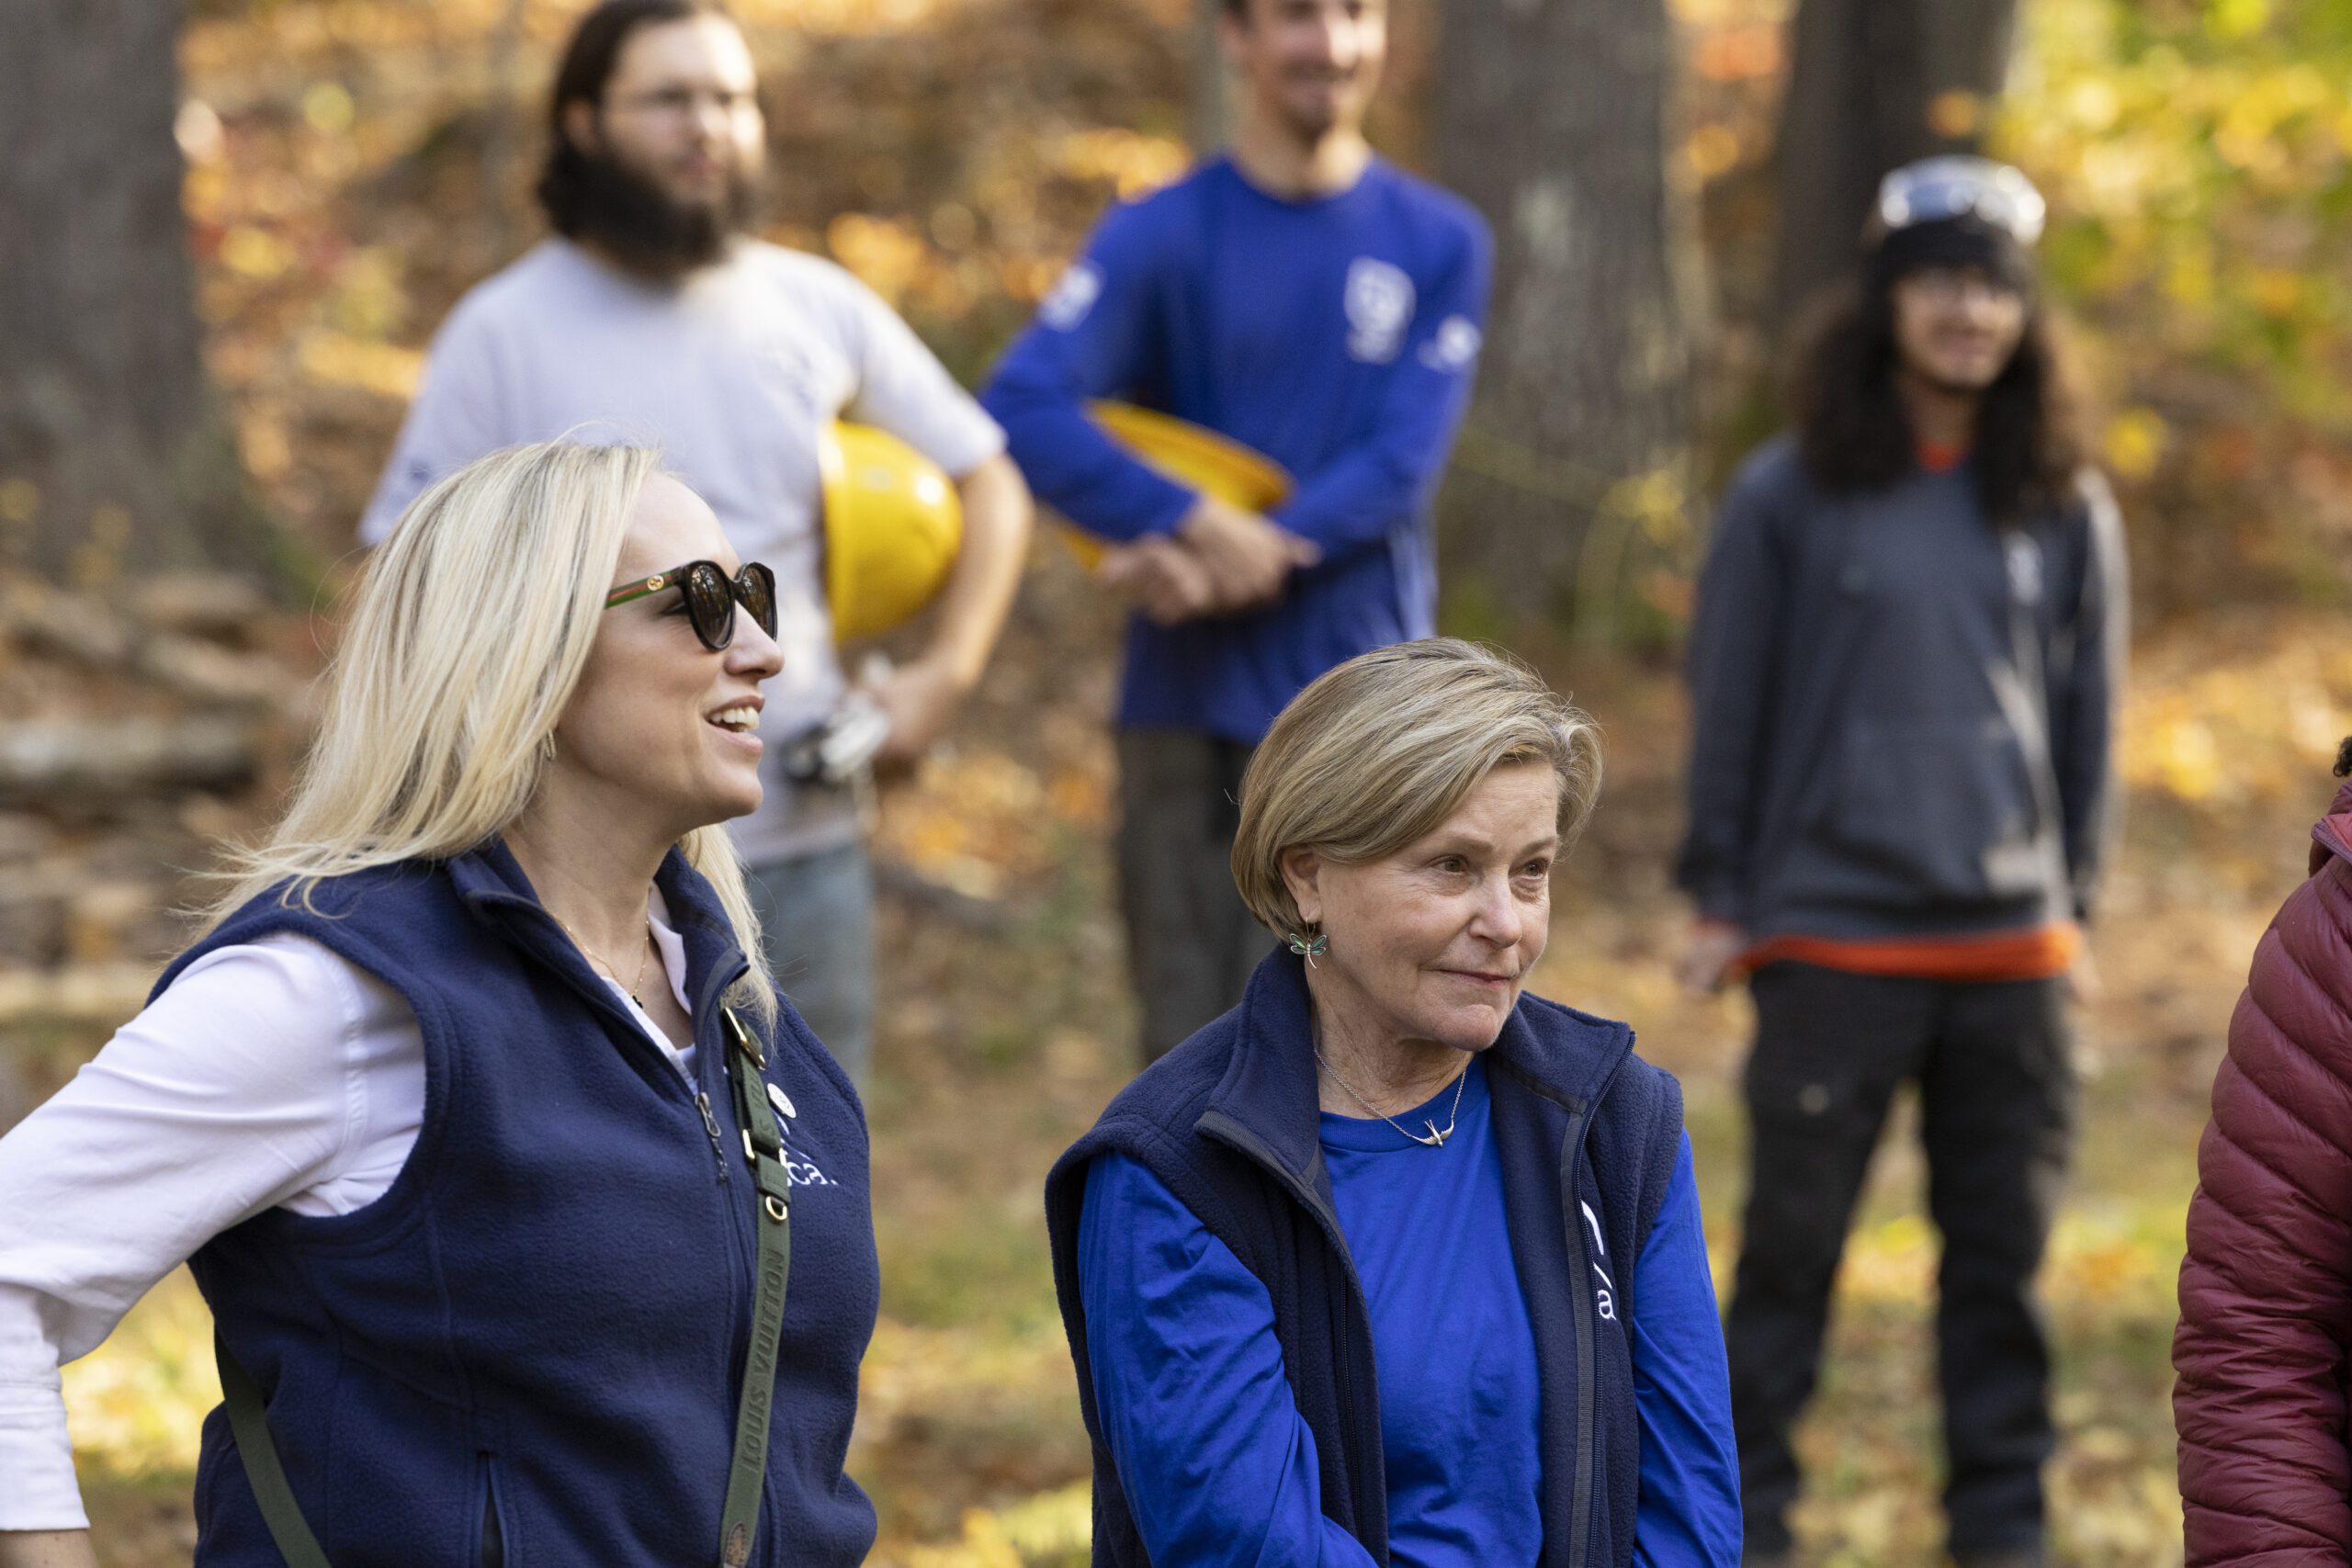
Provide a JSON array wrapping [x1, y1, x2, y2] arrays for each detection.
[[0, 940, 394, 1540], [1077, 1155, 1380, 1568], [873, 453, 1032, 764]]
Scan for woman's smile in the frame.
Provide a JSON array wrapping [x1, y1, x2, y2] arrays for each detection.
[[704, 696, 764, 756]]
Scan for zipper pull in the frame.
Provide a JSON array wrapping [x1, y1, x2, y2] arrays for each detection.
[[695, 1090, 729, 1183]]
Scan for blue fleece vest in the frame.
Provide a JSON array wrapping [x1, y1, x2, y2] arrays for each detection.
[[1044, 950, 1685, 1568], [166, 842, 878, 1567]]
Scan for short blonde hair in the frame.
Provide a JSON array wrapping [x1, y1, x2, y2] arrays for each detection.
[[1230, 639, 1602, 936], [204, 439, 775, 1021]]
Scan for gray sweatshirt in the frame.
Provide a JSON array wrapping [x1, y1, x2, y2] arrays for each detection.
[[1675, 435, 2127, 941]]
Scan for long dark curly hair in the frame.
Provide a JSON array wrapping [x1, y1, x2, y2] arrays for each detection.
[[1788, 276, 2086, 525]]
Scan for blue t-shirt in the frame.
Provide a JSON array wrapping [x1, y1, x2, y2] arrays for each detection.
[[981, 155, 1493, 744], [1077, 1057, 1741, 1566]]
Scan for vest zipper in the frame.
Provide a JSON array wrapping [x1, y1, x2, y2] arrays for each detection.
[[475, 1454, 506, 1568], [493, 897, 759, 1382], [697, 974, 757, 1458], [697, 1090, 731, 1184], [492, 897, 698, 1101], [1551, 1039, 1634, 1568], [712, 1053, 756, 1475], [1557, 1099, 1598, 1568], [1193, 1109, 1389, 1558], [486, 889, 763, 1527]]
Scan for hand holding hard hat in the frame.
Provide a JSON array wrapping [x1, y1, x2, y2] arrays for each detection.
[[1169, 491, 1318, 613], [1099, 534, 1217, 626], [1080, 401, 1293, 547], [1067, 403, 1310, 622]]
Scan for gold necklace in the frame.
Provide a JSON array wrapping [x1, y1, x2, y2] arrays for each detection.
[[1314, 1036, 1472, 1149], [552, 912, 656, 1005]]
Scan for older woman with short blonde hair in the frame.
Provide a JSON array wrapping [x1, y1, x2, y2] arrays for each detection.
[[1046, 637, 1740, 1568]]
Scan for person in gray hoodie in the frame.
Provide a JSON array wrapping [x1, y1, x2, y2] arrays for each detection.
[[1674, 158, 2126, 1568]]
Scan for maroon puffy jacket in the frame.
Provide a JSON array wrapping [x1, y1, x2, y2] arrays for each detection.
[[2177, 776, 2352, 1565]]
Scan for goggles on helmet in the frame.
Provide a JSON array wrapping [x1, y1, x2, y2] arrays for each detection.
[[1872, 156, 2046, 246]]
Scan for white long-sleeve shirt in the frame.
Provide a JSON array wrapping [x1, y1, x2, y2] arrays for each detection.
[[0, 908, 691, 1531]]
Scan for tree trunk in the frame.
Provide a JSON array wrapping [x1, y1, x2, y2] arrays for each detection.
[[0, 0, 258, 582], [1770, 0, 2019, 326], [1434, 0, 1698, 633], [1189, 0, 1229, 153], [482, 0, 534, 261]]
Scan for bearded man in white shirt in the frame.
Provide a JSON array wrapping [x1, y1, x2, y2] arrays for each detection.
[[360, 0, 1032, 1085]]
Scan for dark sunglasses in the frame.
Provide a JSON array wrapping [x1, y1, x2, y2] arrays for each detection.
[[604, 560, 777, 651]]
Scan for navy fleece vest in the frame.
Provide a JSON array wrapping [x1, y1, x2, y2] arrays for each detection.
[[1044, 950, 1685, 1568], [168, 842, 878, 1567]]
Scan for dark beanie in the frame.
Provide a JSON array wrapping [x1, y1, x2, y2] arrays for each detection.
[[1867, 215, 2034, 297]]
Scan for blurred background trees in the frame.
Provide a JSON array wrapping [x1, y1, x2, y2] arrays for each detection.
[[1771, 0, 2019, 318], [0, 0, 258, 582], [6, 0, 2349, 639], [7, 1, 2352, 1562], [1433, 0, 1698, 632]]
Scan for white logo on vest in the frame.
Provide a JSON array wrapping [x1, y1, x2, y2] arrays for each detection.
[[1581, 1199, 1618, 1324], [767, 1081, 841, 1188], [1344, 257, 1415, 364]]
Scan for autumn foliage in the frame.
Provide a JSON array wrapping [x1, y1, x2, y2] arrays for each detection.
[[14, 0, 2352, 1563]]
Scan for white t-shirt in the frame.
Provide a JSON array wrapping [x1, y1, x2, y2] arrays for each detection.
[[358, 238, 1006, 863], [0, 908, 695, 1531]]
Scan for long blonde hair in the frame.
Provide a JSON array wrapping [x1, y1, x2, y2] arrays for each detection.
[[206, 439, 775, 1020]]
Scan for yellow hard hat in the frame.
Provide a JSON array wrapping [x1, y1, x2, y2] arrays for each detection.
[[820, 421, 961, 645], [1061, 402, 1292, 570]]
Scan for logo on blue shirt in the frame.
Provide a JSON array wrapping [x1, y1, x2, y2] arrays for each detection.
[[1344, 257, 1415, 363], [1420, 315, 1482, 373]]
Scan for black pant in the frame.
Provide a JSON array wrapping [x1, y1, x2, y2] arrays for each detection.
[[1726, 963, 2074, 1560], [1114, 728, 1267, 1064]]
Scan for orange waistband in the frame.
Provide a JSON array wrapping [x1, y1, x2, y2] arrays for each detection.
[[1737, 922, 2079, 984]]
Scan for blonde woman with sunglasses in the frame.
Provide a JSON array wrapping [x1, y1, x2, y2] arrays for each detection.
[[0, 441, 880, 1568]]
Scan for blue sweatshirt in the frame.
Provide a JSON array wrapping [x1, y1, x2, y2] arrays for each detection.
[[1078, 1064, 1741, 1567], [981, 155, 1492, 743], [1674, 438, 2126, 937]]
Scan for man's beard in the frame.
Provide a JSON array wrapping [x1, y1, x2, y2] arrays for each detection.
[[563, 148, 761, 277], [1272, 66, 1373, 144]]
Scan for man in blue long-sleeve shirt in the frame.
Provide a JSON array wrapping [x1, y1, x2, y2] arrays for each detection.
[[981, 0, 1492, 1061]]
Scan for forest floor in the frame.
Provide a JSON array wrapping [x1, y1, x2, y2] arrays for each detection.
[[11, 0, 2352, 1562]]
